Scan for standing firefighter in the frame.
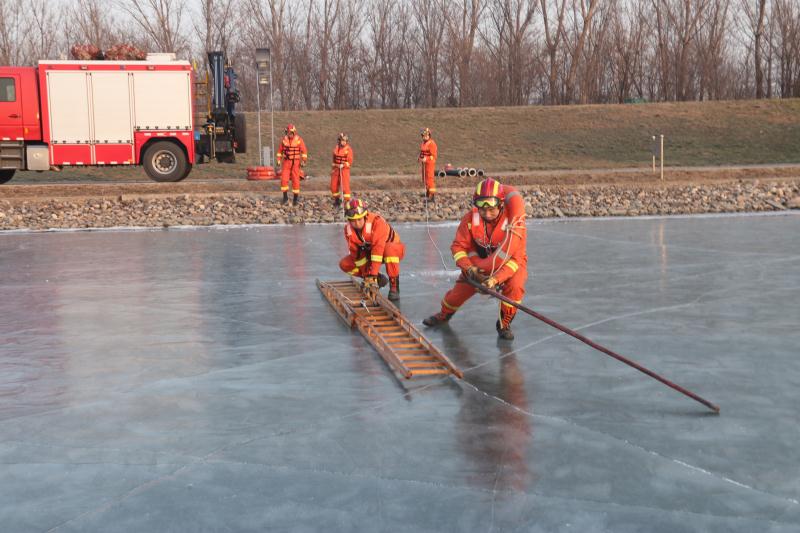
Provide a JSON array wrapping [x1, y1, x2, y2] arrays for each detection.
[[276, 123, 308, 205], [423, 178, 527, 340], [339, 199, 405, 301], [418, 127, 438, 201], [330, 132, 353, 207]]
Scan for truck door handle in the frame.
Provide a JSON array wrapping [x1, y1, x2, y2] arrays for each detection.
[[8, 114, 19, 118]]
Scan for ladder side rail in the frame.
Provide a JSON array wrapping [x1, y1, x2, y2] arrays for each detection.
[[354, 317, 413, 378]]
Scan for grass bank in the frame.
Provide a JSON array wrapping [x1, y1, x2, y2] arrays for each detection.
[[244, 99, 800, 175]]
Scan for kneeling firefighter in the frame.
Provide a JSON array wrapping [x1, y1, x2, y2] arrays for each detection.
[[339, 198, 405, 300], [423, 177, 527, 340]]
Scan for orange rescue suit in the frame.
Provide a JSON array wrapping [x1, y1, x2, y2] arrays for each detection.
[[276, 134, 308, 194], [419, 138, 438, 195], [330, 143, 353, 200], [440, 186, 527, 328], [339, 212, 406, 279]]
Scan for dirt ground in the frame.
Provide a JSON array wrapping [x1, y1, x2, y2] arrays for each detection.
[[3, 164, 799, 205]]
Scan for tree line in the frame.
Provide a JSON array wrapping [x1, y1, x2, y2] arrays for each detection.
[[1, 0, 799, 110]]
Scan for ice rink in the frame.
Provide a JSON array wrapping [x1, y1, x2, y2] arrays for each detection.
[[1, 213, 798, 532]]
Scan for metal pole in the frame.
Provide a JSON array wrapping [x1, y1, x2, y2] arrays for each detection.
[[256, 68, 262, 166], [660, 134, 664, 181], [269, 52, 275, 166], [651, 135, 656, 173], [465, 278, 721, 413]]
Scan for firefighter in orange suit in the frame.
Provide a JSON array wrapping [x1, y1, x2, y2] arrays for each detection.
[[423, 178, 527, 340], [339, 198, 405, 301], [276, 123, 308, 205], [418, 127, 438, 201], [330, 132, 353, 207]]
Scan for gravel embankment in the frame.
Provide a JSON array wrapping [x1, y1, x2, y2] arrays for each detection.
[[1, 180, 798, 231]]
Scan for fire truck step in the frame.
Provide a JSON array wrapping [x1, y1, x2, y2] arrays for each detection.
[[317, 279, 463, 380]]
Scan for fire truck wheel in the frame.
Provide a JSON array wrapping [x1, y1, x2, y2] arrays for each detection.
[[143, 141, 189, 182], [234, 114, 247, 153], [0, 169, 15, 184]]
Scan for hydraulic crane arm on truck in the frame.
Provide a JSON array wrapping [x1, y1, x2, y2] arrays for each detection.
[[194, 51, 246, 165]]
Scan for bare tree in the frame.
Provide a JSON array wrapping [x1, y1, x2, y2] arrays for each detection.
[[482, 0, 538, 105], [562, 0, 600, 103], [412, 0, 448, 107], [65, 0, 120, 52], [771, 0, 800, 97], [241, 0, 291, 109], [116, 0, 190, 56], [22, 0, 64, 63], [330, 0, 364, 109], [539, 0, 567, 104], [443, 0, 484, 106], [0, 0, 25, 65], [194, 0, 240, 57], [738, 0, 768, 98]]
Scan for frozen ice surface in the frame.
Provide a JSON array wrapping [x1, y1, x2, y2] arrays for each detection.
[[1, 213, 799, 532]]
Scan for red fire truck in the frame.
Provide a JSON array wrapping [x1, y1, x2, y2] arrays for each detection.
[[0, 54, 204, 183]]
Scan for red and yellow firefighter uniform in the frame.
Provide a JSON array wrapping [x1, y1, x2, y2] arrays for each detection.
[[330, 133, 353, 206], [276, 123, 308, 205], [423, 178, 527, 340], [339, 199, 405, 300], [418, 128, 438, 200]]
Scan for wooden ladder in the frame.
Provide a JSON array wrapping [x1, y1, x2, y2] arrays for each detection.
[[317, 279, 463, 379]]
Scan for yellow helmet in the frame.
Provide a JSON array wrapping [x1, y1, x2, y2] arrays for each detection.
[[344, 198, 368, 220]]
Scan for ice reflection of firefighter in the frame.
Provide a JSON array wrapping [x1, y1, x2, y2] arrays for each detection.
[[443, 332, 532, 492], [423, 178, 527, 340], [276, 123, 308, 206], [338, 198, 404, 301], [330, 132, 353, 207], [418, 127, 438, 201]]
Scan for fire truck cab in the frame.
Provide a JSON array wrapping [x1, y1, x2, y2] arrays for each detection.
[[0, 54, 196, 183]]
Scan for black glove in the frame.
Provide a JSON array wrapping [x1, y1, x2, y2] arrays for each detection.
[[465, 266, 487, 283]]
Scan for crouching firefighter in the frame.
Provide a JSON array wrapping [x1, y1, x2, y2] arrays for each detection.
[[339, 198, 405, 300], [423, 178, 527, 340]]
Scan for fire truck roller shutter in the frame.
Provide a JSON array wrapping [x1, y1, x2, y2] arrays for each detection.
[[142, 140, 190, 182]]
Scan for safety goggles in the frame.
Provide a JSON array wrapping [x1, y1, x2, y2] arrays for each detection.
[[474, 197, 500, 209], [345, 208, 368, 220]]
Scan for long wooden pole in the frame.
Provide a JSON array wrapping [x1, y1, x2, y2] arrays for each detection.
[[466, 278, 720, 413]]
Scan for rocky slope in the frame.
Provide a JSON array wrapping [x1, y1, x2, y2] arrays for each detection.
[[1, 180, 797, 231]]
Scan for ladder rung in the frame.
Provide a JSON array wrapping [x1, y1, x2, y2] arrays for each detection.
[[406, 362, 445, 368], [399, 355, 437, 361], [410, 368, 449, 375], [387, 343, 423, 348]]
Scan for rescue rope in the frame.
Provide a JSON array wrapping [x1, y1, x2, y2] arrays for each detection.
[[421, 162, 452, 272], [486, 214, 526, 280]]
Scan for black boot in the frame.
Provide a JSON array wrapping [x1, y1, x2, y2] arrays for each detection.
[[427, 193, 435, 203], [333, 196, 341, 207], [292, 193, 300, 206], [423, 312, 452, 327], [388, 276, 400, 301], [281, 191, 289, 205], [376, 273, 389, 288], [496, 320, 514, 341]]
